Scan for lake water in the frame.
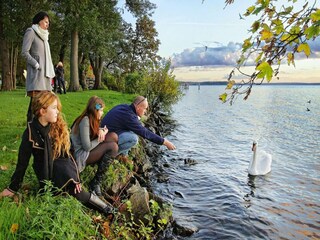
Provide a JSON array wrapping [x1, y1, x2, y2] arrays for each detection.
[[153, 85, 320, 239]]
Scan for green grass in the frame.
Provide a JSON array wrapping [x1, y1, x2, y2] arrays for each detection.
[[0, 89, 134, 239], [0, 89, 134, 169]]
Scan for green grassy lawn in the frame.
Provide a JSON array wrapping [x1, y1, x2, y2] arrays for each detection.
[[0, 89, 135, 239], [0, 89, 134, 171]]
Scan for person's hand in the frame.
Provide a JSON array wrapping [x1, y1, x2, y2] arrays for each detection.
[[163, 139, 176, 150], [98, 126, 108, 142], [35, 62, 40, 70], [0, 188, 15, 198], [74, 183, 82, 194]]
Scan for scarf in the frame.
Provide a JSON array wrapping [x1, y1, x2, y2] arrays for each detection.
[[31, 24, 55, 78], [31, 118, 54, 180]]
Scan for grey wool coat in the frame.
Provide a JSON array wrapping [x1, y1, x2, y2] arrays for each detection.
[[21, 27, 52, 92]]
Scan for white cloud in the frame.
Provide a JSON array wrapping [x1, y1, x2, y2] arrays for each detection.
[[171, 38, 320, 68]]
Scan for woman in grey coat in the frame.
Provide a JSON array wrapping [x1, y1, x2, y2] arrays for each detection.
[[22, 11, 55, 122]]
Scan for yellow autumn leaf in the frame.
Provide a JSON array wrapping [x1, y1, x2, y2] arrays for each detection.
[[245, 6, 255, 16], [242, 38, 252, 52], [226, 80, 235, 90], [260, 29, 273, 41], [287, 52, 295, 66], [297, 43, 311, 57], [219, 93, 228, 103], [0, 165, 8, 171], [10, 223, 19, 234]]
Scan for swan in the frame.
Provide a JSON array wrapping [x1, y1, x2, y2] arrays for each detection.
[[248, 141, 272, 176]]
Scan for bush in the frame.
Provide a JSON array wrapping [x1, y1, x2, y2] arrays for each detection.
[[140, 60, 182, 114], [124, 72, 143, 94], [103, 72, 125, 92]]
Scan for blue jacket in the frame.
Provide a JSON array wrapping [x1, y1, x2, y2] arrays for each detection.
[[101, 104, 164, 145]]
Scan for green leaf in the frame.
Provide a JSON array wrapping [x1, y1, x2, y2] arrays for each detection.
[[289, 25, 301, 35], [255, 52, 264, 63], [297, 43, 311, 57], [272, 19, 284, 35], [242, 38, 252, 52], [304, 25, 320, 39], [283, 6, 294, 15], [251, 21, 260, 33], [219, 93, 228, 103], [311, 9, 320, 22], [237, 55, 246, 65], [256, 61, 273, 82]]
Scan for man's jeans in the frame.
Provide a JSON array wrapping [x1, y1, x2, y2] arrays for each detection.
[[118, 131, 139, 156]]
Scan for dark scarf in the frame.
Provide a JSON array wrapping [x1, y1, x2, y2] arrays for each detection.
[[30, 118, 54, 180]]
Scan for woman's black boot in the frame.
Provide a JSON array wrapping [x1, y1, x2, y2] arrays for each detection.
[[88, 193, 115, 220], [89, 155, 112, 196]]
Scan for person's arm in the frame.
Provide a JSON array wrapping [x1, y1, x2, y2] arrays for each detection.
[[7, 129, 33, 193], [125, 113, 165, 145], [21, 28, 39, 69], [79, 117, 99, 151]]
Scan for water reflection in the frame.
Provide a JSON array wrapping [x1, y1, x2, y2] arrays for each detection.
[[244, 175, 256, 208]]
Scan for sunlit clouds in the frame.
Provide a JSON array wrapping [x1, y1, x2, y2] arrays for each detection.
[[171, 39, 320, 68]]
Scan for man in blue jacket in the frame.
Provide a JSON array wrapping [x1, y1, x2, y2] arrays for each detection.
[[101, 96, 176, 157]]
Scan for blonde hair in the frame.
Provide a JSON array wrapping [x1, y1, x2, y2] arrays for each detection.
[[32, 92, 71, 159], [71, 96, 105, 140]]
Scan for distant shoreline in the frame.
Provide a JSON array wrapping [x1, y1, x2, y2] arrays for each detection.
[[179, 81, 320, 86]]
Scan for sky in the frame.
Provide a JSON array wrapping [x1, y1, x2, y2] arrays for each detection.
[[152, 0, 255, 57], [119, 0, 320, 83]]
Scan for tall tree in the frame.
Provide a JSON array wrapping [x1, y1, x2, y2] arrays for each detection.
[[85, 0, 122, 89], [128, 15, 160, 73], [53, 0, 95, 91], [114, 0, 160, 74], [220, 0, 320, 104]]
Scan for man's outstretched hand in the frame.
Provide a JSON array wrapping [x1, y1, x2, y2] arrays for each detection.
[[163, 139, 176, 150]]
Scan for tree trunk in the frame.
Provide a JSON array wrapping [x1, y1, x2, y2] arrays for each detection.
[[69, 30, 80, 91], [93, 56, 104, 89], [78, 53, 88, 90], [11, 45, 18, 89], [0, 11, 13, 91]]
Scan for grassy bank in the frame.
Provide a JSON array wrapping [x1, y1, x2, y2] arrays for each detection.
[[0, 89, 136, 239]]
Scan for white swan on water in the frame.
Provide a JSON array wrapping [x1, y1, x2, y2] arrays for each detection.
[[248, 141, 272, 176]]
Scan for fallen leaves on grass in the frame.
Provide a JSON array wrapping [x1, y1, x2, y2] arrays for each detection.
[[10, 223, 19, 234], [0, 165, 8, 171]]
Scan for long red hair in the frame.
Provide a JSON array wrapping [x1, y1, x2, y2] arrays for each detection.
[[32, 91, 71, 159]]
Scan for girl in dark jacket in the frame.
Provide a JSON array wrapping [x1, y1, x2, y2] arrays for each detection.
[[54, 61, 66, 94], [0, 92, 115, 218]]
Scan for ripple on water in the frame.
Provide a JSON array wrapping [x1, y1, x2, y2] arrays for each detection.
[[155, 85, 320, 239]]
